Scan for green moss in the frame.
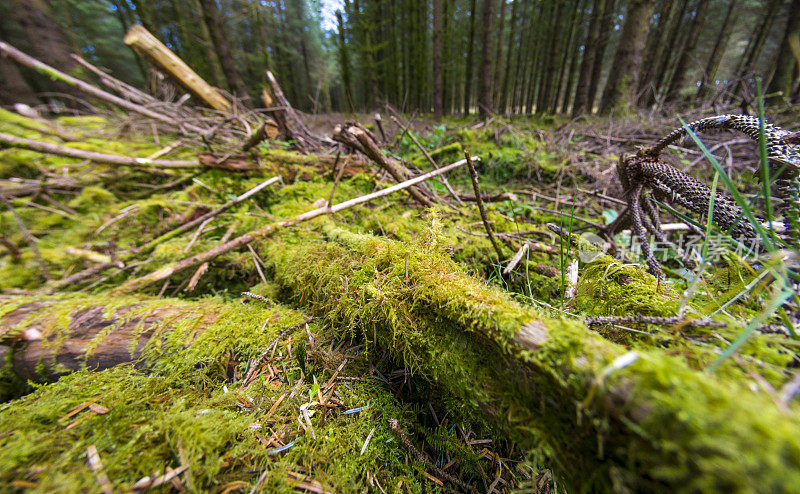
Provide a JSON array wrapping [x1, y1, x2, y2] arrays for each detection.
[[0, 294, 461, 492]]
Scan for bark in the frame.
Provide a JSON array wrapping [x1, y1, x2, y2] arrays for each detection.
[[598, 0, 655, 114], [123, 25, 231, 112], [648, 0, 689, 107], [730, 0, 781, 100], [0, 51, 39, 106], [499, 0, 519, 113], [766, 1, 800, 104], [635, 0, 679, 107], [433, 0, 444, 118], [695, 0, 738, 101], [192, 0, 227, 90], [664, 0, 711, 102], [573, 0, 606, 115], [464, 0, 478, 115], [491, 0, 507, 105], [541, 0, 566, 113], [555, 0, 584, 113], [586, 0, 615, 112], [0, 298, 218, 381], [476, 0, 494, 119], [336, 10, 354, 112], [196, 0, 253, 107]]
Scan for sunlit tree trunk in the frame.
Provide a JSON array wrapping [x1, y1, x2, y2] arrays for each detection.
[[599, 0, 655, 114], [197, 0, 253, 106]]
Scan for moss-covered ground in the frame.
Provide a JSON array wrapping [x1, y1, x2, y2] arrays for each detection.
[[0, 108, 798, 492]]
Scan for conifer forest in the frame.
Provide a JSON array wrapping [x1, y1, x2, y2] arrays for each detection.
[[1, 0, 799, 492]]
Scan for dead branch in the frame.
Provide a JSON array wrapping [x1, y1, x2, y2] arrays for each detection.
[[0, 41, 205, 134], [124, 25, 230, 112], [0, 132, 198, 168], [389, 115, 463, 205], [0, 194, 51, 280], [333, 123, 434, 207], [114, 156, 477, 294], [464, 150, 504, 261]]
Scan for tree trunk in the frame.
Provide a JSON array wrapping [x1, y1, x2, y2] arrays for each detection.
[[729, 0, 781, 101], [695, 0, 738, 101], [573, 0, 606, 115], [10, 0, 84, 99], [499, 0, 519, 113], [560, 0, 587, 114], [336, 10, 354, 112], [464, 0, 478, 115], [635, 0, 678, 106], [491, 0, 506, 105], [0, 55, 40, 106], [598, 0, 655, 114], [644, 0, 688, 106], [433, 0, 443, 118], [586, 0, 615, 112], [664, 0, 711, 102], [196, 0, 253, 107], [766, 2, 800, 104]]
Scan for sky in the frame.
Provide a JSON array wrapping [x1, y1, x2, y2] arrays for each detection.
[[320, 0, 344, 31]]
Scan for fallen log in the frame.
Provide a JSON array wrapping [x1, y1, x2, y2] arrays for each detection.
[[123, 25, 231, 112], [0, 296, 219, 381], [261, 224, 800, 492], [0, 132, 199, 168]]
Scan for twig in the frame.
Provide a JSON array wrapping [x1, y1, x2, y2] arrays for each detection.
[[585, 315, 726, 328], [0, 193, 50, 279], [464, 150, 504, 261], [0, 235, 21, 261], [0, 41, 204, 133], [388, 418, 473, 492], [502, 244, 529, 275], [389, 115, 463, 205], [115, 157, 477, 293], [0, 132, 198, 168], [241, 317, 314, 387], [85, 445, 113, 494]]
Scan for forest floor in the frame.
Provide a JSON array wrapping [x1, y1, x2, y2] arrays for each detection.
[[0, 105, 799, 492]]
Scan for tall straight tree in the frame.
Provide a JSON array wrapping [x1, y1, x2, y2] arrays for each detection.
[[464, 0, 478, 115], [573, 0, 607, 115], [498, 0, 519, 114], [337, 10, 354, 112], [599, 0, 655, 114], [664, 0, 711, 102], [645, 0, 688, 106], [491, 0, 506, 104], [197, 0, 253, 106], [478, 0, 496, 120], [695, 0, 738, 101], [767, 2, 800, 104], [433, 0, 444, 118], [636, 0, 679, 106], [586, 0, 615, 113], [730, 0, 782, 100], [11, 0, 83, 94]]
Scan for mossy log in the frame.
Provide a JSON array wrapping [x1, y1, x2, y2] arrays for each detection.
[[0, 296, 218, 381], [260, 223, 800, 492]]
